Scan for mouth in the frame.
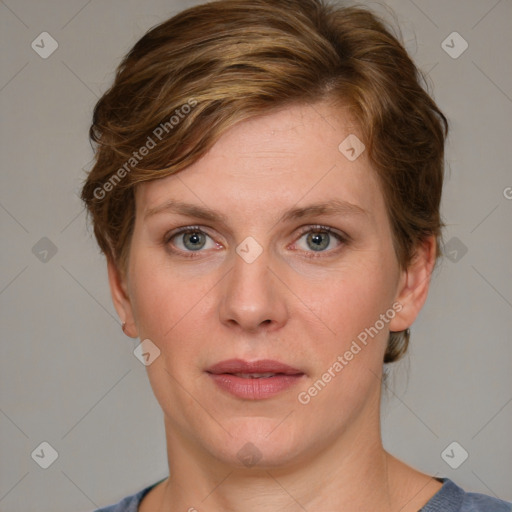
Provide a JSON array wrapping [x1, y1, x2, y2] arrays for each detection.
[[228, 372, 285, 379], [206, 359, 305, 400]]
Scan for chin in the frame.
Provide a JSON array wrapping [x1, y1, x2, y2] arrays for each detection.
[[205, 416, 307, 469]]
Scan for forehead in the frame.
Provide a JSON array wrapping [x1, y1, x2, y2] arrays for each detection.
[[135, 101, 383, 221]]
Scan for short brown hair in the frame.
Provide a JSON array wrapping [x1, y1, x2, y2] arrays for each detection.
[[81, 0, 448, 362]]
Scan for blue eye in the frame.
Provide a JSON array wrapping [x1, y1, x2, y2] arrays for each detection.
[[306, 231, 330, 251], [180, 231, 207, 251], [295, 227, 345, 254], [166, 227, 216, 254]]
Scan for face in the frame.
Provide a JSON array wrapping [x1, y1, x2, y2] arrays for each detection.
[[110, 101, 433, 470]]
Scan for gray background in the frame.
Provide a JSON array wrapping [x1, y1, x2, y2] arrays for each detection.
[[1, 0, 511, 511]]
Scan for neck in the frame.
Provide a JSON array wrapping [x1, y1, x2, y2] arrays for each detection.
[[155, 412, 401, 511]]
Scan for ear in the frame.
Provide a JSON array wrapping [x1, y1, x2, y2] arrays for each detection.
[[107, 258, 138, 338], [388, 235, 437, 333]]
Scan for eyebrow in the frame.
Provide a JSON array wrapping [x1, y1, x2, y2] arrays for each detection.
[[144, 199, 367, 224]]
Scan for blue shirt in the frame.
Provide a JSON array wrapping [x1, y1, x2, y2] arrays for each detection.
[[93, 478, 511, 511]]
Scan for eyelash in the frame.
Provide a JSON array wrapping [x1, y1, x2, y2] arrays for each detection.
[[163, 225, 349, 259]]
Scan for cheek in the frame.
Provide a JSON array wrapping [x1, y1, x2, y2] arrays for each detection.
[[302, 261, 399, 404], [127, 253, 212, 405], [300, 265, 397, 411], [308, 256, 398, 336], [128, 250, 216, 356]]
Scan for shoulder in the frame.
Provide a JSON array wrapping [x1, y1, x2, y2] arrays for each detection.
[[91, 481, 162, 512], [460, 490, 512, 512], [421, 478, 511, 512]]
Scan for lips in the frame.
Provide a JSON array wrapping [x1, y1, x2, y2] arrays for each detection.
[[206, 359, 305, 399], [206, 359, 304, 376]]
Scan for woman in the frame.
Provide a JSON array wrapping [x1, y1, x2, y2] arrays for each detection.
[[81, 0, 511, 510]]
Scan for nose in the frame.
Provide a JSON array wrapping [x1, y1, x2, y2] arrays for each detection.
[[218, 245, 289, 333]]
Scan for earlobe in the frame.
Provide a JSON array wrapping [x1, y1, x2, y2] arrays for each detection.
[[388, 236, 437, 333], [107, 258, 138, 338]]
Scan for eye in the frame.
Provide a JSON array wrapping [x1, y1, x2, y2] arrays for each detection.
[[163, 224, 348, 258], [293, 226, 347, 255], [165, 226, 219, 255]]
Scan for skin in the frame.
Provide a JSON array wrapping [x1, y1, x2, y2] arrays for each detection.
[[108, 101, 442, 511]]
